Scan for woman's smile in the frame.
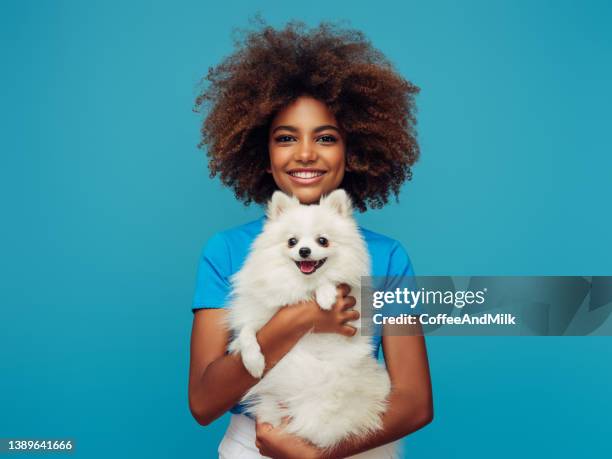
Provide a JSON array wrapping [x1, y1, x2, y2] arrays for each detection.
[[286, 168, 327, 185]]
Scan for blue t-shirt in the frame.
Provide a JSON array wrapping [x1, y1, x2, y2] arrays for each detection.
[[191, 216, 416, 416]]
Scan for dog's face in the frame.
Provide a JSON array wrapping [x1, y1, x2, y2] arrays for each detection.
[[266, 189, 355, 276], [286, 231, 330, 275]]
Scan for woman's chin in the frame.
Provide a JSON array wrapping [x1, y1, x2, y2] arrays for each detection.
[[291, 190, 325, 205]]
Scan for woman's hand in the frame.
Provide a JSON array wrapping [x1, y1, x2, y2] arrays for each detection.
[[295, 283, 360, 337], [255, 417, 324, 459]]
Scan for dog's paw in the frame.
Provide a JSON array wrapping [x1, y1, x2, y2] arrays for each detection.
[[227, 338, 240, 355], [241, 348, 266, 379], [316, 284, 337, 310]]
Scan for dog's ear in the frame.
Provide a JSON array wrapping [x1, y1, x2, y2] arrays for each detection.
[[320, 189, 352, 217], [267, 191, 299, 220]]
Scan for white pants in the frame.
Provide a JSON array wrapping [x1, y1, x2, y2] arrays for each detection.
[[218, 414, 400, 459]]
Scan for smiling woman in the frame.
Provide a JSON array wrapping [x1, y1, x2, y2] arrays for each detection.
[[190, 20, 432, 459]]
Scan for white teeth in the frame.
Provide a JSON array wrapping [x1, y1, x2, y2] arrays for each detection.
[[289, 171, 324, 179]]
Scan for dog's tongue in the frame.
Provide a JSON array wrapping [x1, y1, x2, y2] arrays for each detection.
[[299, 261, 317, 273]]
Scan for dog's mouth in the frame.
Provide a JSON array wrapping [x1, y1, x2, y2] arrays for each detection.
[[295, 258, 327, 275]]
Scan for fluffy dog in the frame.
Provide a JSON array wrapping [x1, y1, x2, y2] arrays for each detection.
[[225, 189, 397, 458]]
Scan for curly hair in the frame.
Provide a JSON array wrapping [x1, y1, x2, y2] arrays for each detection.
[[194, 20, 420, 211]]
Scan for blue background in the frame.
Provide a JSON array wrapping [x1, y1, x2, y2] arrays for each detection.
[[1, 0, 611, 457]]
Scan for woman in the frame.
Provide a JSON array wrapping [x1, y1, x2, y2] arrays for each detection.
[[188, 21, 433, 459]]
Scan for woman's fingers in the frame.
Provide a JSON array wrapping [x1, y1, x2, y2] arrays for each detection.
[[341, 325, 357, 337], [342, 309, 360, 323], [256, 421, 273, 436], [340, 295, 356, 310], [279, 415, 292, 427], [336, 283, 351, 298]]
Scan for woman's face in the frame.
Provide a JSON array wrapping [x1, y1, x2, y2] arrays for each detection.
[[268, 96, 346, 205]]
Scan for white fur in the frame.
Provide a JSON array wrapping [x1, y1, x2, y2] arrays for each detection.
[[225, 189, 398, 458]]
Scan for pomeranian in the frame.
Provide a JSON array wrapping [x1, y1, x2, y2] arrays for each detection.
[[225, 189, 398, 458]]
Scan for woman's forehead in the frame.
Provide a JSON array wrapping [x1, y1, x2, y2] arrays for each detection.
[[270, 96, 339, 131]]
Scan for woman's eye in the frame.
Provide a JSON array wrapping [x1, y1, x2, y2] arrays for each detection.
[[317, 237, 329, 247], [275, 135, 295, 143], [288, 237, 298, 247], [317, 135, 337, 144]]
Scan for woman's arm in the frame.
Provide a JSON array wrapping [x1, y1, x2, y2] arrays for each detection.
[[188, 285, 359, 426]]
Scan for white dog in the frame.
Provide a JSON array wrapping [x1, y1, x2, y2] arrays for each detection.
[[225, 189, 398, 458]]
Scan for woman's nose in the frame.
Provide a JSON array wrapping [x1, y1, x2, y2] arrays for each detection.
[[294, 139, 317, 162]]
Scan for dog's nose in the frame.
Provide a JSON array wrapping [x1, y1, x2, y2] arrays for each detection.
[[299, 247, 311, 258]]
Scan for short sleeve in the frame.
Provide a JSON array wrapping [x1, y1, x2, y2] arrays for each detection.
[[382, 242, 423, 316], [191, 232, 232, 312], [386, 242, 415, 279]]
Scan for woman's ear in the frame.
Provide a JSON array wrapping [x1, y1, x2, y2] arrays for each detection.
[[267, 191, 299, 220], [320, 189, 352, 217]]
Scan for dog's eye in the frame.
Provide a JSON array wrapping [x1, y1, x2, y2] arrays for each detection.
[[288, 238, 298, 248], [317, 237, 329, 247]]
